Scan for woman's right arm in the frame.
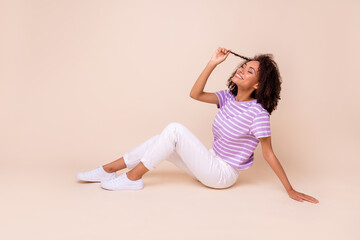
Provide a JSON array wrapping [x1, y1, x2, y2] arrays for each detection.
[[189, 47, 231, 104]]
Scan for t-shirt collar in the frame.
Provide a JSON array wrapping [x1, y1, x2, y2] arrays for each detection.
[[232, 96, 257, 104]]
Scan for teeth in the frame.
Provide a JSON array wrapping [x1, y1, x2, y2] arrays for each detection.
[[236, 73, 243, 80]]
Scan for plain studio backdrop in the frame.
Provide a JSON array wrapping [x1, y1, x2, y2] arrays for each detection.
[[0, 0, 359, 239]]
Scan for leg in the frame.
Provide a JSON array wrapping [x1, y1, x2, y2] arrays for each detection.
[[126, 122, 239, 188], [122, 135, 160, 170], [110, 134, 195, 180], [101, 135, 160, 173], [102, 157, 126, 173], [103, 160, 150, 181], [125, 137, 196, 180], [77, 135, 161, 184], [126, 162, 149, 180], [165, 151, 196, 179], [126, 152, 197, 181]]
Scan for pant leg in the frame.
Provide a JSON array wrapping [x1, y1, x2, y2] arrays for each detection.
[[166, 151, 197, 179], [123, 135, 159, 170], [139, 122, 241, 189], [123, 135, 196, 178]]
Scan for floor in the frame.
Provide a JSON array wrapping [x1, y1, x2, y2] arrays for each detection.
[[1, 159, 358, 240]]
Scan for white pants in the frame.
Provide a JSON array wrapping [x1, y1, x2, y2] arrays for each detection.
[[123, 122, 241, 189]]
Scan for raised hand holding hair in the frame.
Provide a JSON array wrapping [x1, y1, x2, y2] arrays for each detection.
[[210, 47, 231, 65]]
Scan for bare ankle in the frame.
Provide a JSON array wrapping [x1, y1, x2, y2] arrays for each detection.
[[102, 157, 126, 173], [126, 172, 142, 181], [103, 166, 115, 173]]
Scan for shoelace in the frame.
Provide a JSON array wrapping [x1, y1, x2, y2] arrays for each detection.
[[83, 168, 99, 179], [111, 174, 126, 183], [87, 167, 109, 178], [110, 174, 140, 184]]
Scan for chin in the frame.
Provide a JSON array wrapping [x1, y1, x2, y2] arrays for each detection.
[[231, 77, 240, 84]]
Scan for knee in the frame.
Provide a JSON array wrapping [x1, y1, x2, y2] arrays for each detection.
[[165, 122, 185, 131], [162, 122, 187, 143]]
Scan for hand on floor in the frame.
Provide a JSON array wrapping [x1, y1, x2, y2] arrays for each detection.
[[287, 189, 319, 204]]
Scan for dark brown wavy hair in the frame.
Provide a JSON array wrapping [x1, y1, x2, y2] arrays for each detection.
[[226, 54, 282, 115]]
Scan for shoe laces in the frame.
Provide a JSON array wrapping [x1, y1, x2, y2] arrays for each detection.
[[86, 167, 104, 177]]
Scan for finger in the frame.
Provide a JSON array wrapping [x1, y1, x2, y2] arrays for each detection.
[[296, 193, 308, 202], [307, 195, 319, 202], [304, 196, 319, 203], [303, 195, 318, 202], [301, 194, 319, 203], [299, 193, 319, 203], [302, 196, 317, 203], [293, 193, 304, 202], [291, 195, 303, 202]]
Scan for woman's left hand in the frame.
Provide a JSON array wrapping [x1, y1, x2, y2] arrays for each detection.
[[287, 189, 319, 203]]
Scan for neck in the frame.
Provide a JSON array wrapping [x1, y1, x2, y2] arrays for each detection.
[[235, 89, 254, 102]]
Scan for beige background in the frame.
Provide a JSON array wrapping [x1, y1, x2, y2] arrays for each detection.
[[1, 0, 359, 239]]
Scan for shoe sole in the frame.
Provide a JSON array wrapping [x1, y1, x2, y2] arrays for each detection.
[[100, 184, 144, 191], [76, 174, 116, 183]]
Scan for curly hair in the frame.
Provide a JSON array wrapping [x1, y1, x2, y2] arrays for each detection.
[[226, 54, 282, 115]]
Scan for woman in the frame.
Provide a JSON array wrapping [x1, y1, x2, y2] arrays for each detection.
[[76, 47, 319, 204]]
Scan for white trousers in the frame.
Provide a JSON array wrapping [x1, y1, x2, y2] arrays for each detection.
[[123, 122, 241, 189]]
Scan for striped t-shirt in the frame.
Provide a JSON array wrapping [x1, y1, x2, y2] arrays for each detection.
[[212, 89, 271, 170]]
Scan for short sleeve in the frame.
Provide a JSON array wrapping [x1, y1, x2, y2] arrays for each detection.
[[250, 110, 271, 139], [215, 89, 230, 109]]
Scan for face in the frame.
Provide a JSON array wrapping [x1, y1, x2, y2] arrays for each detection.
[[231, 60, 260, 91]]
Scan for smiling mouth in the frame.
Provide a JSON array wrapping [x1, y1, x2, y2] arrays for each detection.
[[235, 73, 243, 80]]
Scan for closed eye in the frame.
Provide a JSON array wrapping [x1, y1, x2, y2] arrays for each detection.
[[240, 65, 253, 74]]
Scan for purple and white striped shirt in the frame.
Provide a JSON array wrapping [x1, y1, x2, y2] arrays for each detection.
[[212, 89, 271, 170]]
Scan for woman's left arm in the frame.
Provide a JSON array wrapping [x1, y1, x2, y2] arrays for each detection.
[[259, 136, 319, 204]]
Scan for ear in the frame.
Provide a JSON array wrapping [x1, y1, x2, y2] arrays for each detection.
[[254, 83, 259, 89]]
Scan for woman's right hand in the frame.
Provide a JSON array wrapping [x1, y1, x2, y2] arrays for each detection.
[[210, 47, 231, 65]]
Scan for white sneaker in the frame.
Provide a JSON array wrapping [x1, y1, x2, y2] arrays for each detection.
[[100, 172, 144, 190], [76, 166, 117, 182]]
